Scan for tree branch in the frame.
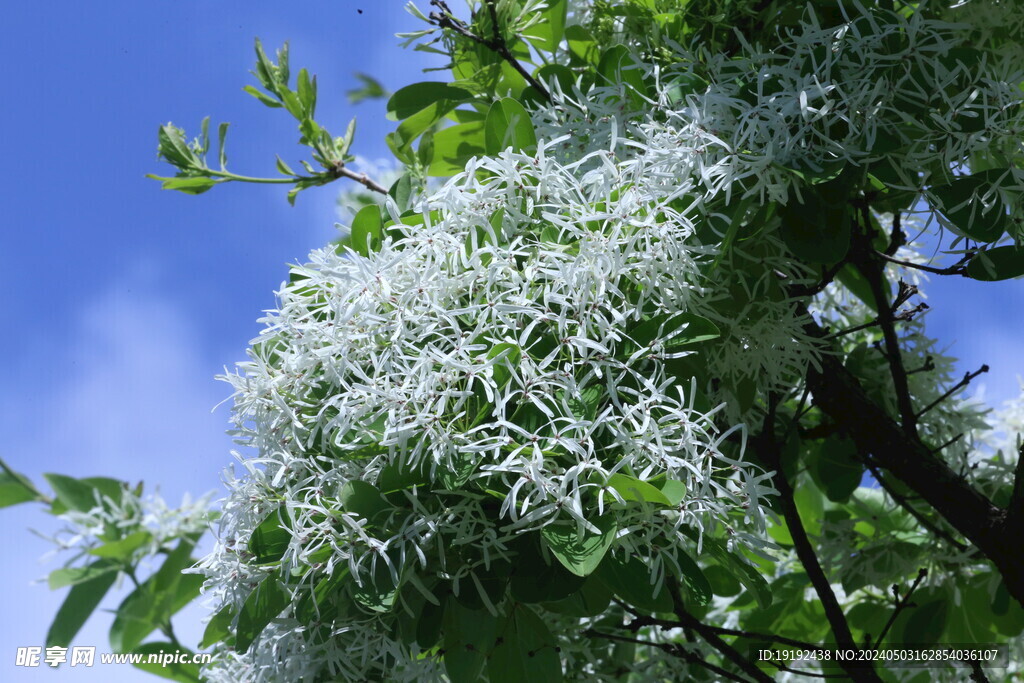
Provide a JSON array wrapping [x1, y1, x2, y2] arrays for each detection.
[[666, 582, 776, 683], [866, 462, 970, 553], [582, 629, 753, 683], [873, 568, 927, 647], [328, 161, 388, 194], [915, 364, 989, 419], [428, 0, 551, 102], [760, 395, 882, 683], [803, 317, 1024, 606], [875, 250, 971, 276], [619, 605, 819, 651]]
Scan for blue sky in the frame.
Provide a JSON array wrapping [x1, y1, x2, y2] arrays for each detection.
[[0, 2, 442, 680], [1, 2, 1022, 681]]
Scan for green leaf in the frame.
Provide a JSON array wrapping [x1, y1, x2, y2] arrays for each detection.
[[894, 597, 948, 646], [339, 480, 390, 520], [522, 0, 567, 52], [442, 597, 497, 683], [597, 45, 648, 106], [836, 263, 889, 313], [217, 122, 230, 169], [296, 68, 316, 118], [656, 479, 687, 507], [295, 567, 350, 624], [841, 542, 924, 594], [48, 558, 119, 590], [131, 642, 202, 682], [484, 98, 537, 155], [349, 205, 385, 257], [605, 473, 672, 506], [704, 564, 742, 597], [427, 121, 486, 177], [439, 451, 477, 490], [540, 516, 618, 577], [679, 527, 772, 609], [248, 509, 291, 564], [542, 575, 612, 617], [347, 72, 387, 104], [109, 537, 204, 653], [776, 157, 848, 185], [200, 604, 234, 649], [932, 171, 1009, 243], [157, 124, 199, 168], [89, 530, 152, 560], [676, 550, 713, 607], [510, 536, 584, 603], [778, 188, 851, 265], [622, 312, 720, 356], [242, 84, 283, 108], [44, 473, 102, 513], [596, 555, 673, 613], [487, 605, 562, 683], [388, 173, 415, 212], [235, 575, 289, 653], [0, 467, 39, 508], [967, 246, 1024, 281], [387, 82, 472, 121], [486, 343, 522, 389], [150, 176, 219, 195], [47, 566, 118, 647], [807, 435, 863, 502], [565, 25, 599, 65], [416, 596, 446, 648]]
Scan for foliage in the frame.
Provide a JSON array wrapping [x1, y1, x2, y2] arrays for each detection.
[[8, 0, 1024, 681]]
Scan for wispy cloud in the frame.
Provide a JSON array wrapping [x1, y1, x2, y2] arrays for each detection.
[[1, 273, 231, 678]]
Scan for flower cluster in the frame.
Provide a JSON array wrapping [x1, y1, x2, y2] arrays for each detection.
[[196, 2, 1024, 680]]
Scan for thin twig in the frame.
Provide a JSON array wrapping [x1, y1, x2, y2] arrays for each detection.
[[931, 432, 965, 454], [618, 605, 819, 651], [867, 462, 970, 553], [826, 302, 927, 340], [664, 583, 775, 683], [328, 161, 388, 194], [915, 364, 989, 419], [428, 0, 551, 102], [884, 210, 906, 256], [1007, 443, 1024, 531], [968, 659, 992, 683], [873, 568, 928, 647], [876, 251, 970, 276], [867, 273, 917, 433], [582, 629, 752, 683], [762, 395, 882, 683]]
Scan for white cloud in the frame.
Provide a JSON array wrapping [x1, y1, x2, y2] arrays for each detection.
[[1, 276, 232, 679]]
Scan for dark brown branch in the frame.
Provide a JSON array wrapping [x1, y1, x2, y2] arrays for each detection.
[[876, 251, 970, 276], [915, 364, 989, 419], [825, 302, 928, 340], [884, 210, 906, 256], [328, 161, 388, 194], [760, 396, 882, 683], [582, 629, 751, 683], [803, 318, 1024, 606], [874, 568, 927, 647], [968, 659, 993, 683], [1008, 443, 1024, 533], [869, 277, 918, 434], [428, 0, 551, 102], [866, 463, 970, 553], [618, 605, 818, 651], [666, 582, 775, 683]]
